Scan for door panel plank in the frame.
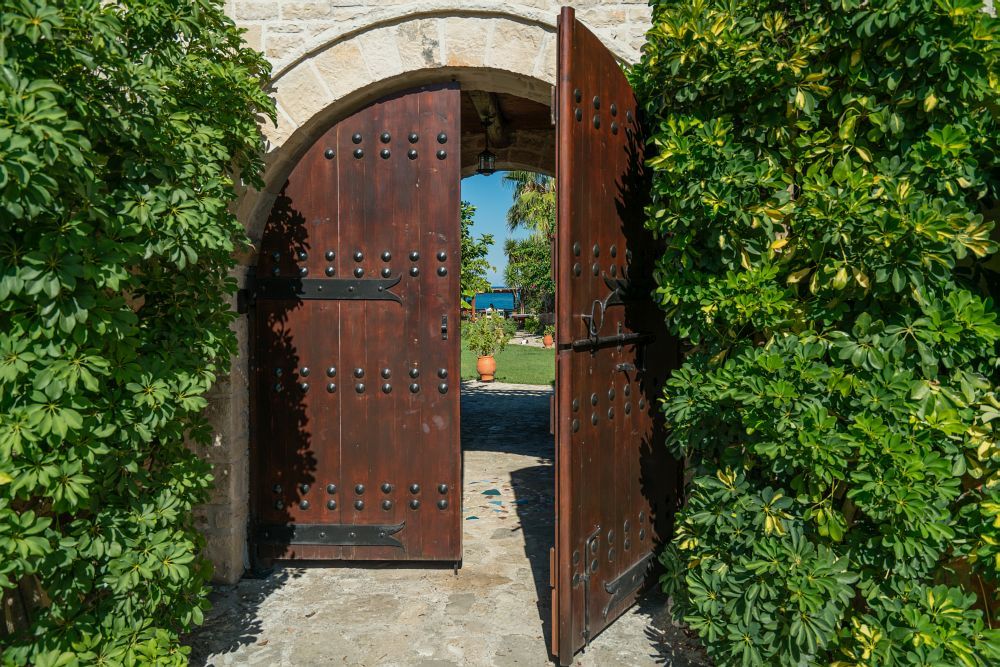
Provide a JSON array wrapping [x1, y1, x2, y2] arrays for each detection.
[[253, 84, 462, 562], [553, 9, 683, 664]]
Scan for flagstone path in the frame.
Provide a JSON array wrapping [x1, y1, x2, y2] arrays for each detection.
[[186, 382, 706, 666]]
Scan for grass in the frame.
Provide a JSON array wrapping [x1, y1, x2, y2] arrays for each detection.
[[461, 338, 555, 385]]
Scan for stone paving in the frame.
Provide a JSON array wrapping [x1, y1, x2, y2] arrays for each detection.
[[187, 382, 707, 666]]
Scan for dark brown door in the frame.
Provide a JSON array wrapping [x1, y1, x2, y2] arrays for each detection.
[[251, 85, 462, 563], [551, 9, 682, 663]]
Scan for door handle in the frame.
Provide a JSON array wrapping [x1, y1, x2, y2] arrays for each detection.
[[441, 314, 448, 340]]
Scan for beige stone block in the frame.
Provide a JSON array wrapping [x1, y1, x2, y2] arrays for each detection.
[[239, 23, 263, 52], [628, 5, 654, 22], [485, 19, 544, 75], [311, 41, 374, 100], [281, 1, 335, 20], [263, 104, 297, 151], [201, 522, 247, 584], [396, 18, 442, 69], [444, 17, 490, 68], [267, 20, 309, 34], [357, 26, 404, 81], [234, 0, 278, 21], [535, 32, 556, 81], [265, 26, 323, 61], [207, 456, 250, 509], [578, 7, 627, 29], [273, 65, 332, 126], [516, 0, 559, 10]]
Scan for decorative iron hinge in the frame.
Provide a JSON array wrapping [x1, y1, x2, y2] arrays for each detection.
[[601, 552, 655, 620], [241, 275, 404, 308], [256, 522, 405, 547]]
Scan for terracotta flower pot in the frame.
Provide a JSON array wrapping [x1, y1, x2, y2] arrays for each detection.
[[542, 334, 554, 348], [476, 355, 497, 382]]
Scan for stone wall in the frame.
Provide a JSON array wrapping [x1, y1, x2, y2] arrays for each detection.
[[200, 0, 653, 583]]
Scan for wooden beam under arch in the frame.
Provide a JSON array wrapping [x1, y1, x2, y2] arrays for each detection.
[[467, 90, 513, 149]]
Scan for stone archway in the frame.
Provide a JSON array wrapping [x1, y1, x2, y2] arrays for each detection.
[[236, 12, 566, 244], [201, 3, 652, 584]]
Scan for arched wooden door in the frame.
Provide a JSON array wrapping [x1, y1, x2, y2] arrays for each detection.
[[551, 9, 683, 664], [249, 84, 462, 563]]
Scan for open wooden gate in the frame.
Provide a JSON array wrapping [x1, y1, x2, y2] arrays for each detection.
[[551, 9, 683, 664], [250, 84, 462, 563]]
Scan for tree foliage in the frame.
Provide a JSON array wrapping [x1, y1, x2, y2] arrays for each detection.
[[0, 0, 273, 663], [503, 171, 557, 238], [504, 236, 554, 314], [633, 0, 1000, 664], [460, 201, 494, 306]]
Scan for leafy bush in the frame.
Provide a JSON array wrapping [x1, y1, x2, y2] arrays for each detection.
[[542, 324, 555, 338], [0, 0, 273, 663], [502, 316, 519, 340], [633, 0, 1000, 664], [523, 316, 541, 334], [460, 201, 494, 305], [504, 236, 554, 313], [465, 315, 513, 358]]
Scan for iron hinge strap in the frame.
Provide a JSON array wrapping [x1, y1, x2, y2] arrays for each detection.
[[601, 552, 655, 620], [242, 276, 404, 305], [256, 522, 405, 548]]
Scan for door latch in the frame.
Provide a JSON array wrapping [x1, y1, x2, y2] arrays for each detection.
[[441, 315, 448, 340]]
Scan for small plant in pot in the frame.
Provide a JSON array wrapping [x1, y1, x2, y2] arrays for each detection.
[[466, 314, 512, 382], [542, 324, 555, 348]]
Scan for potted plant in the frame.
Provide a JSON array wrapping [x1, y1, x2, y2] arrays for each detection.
[[466, 314, 512, 382], [542, 324, 555, 348]]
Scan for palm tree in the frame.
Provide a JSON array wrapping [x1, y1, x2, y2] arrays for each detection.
[[502, 171, 556, 238]]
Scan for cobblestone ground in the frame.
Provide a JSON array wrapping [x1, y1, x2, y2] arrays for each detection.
[[187, 382, 707, 666]]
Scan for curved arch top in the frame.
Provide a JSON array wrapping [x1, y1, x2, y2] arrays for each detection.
[[234, 3, 652, 251]]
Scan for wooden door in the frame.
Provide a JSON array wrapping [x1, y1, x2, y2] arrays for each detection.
[[251, 85, 462, 563], [551, 9, 683, 664]]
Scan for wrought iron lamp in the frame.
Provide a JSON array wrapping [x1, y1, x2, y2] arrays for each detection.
[[476, 115, 497, 176]]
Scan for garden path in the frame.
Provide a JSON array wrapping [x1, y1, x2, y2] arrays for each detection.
[[187, 382, 706, 666]]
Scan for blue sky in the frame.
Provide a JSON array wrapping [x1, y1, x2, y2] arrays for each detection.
[[461, 172, 533, 286]]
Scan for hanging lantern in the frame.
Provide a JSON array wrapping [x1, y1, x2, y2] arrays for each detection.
[[476, 115, 497, 176], [477, 146, 496, 176]]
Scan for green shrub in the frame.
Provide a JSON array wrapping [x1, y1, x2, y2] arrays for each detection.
[[523, 316, 541, 334], [543, 324, 555, 338], [502, 316, 519, 339], [460, 201, 494, 305], [0, 0, 273, 663], [633, 1, 1000, 664], [465, 315, 513, 358], [504, 236, 554, 313]]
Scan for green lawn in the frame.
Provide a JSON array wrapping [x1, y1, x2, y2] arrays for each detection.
[[461, 339, 555, 385]]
